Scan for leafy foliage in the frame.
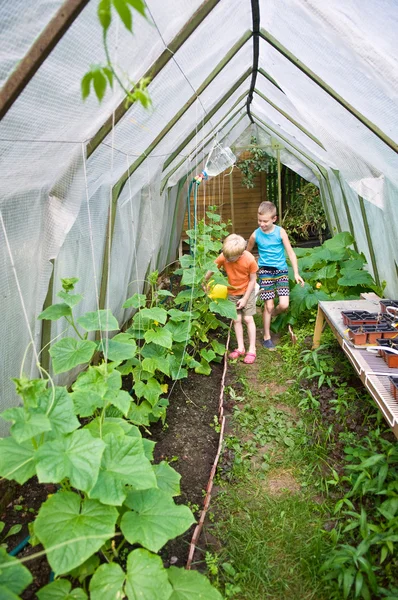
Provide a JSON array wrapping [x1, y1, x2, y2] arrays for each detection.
[[282, 182, 327, 243], [273, 232, 384, 332], [82, 1, 152, 107], [0, 270, 224, 598], [236, 136, 270, 189]]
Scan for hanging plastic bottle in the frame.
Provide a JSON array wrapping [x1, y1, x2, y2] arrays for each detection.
[[204, 140, 236, 177]]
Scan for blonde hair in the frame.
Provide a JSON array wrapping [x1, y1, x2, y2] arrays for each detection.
[[258, 201, 277, 217], [222, 234, 246, 259]]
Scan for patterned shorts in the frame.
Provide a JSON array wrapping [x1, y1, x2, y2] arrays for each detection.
[[258, 266, 289, 301]]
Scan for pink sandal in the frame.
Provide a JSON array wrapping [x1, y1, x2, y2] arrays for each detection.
[[228, 349, 245, 360], [243, 352, 256, 364]]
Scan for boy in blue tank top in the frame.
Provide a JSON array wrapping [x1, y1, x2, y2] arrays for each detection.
[[247, 201, 304, 349]]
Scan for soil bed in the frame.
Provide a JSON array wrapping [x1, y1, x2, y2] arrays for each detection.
[[0, 363, 223, 597], [149, 363, 222, 567]]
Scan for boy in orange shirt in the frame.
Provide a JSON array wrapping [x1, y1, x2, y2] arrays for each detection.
[[204, 234, 258, 364]]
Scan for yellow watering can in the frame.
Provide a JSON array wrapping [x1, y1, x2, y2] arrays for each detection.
[[208, 283, 228, 300]]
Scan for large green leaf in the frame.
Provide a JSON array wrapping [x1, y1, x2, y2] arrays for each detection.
[[181, 269, 203, 287], [89, 563, 125, 600], [153, 461, 181, 496], [144, 327, 173, 349], [133, 378, 163, 406], [142, 438, 155, 461], [169, 356, 188, 381], [1, 408, 51, 443], [72, 363, 121, 397], [168, 566, 223, 600], [123, 293, 146, 309], [195, 359, 212, 376], [200, 349, 216, 363], [174, 289, 203, 305], [323, 231, 354, 250], [70, 389, 104, 417], [38, 387, 80, 436], [338, 266, 375, 287], [290, 283, 329, 317], [37, 579, 87, 599], [77, 310, 119, 332], [89, 433, 156, 505], [167, 309, 193, 321], [34, 492, 117, 575], [165, 319, 191, 343], [179, 254, 194, 269], [141, 357, 170, 377], [128, 401, 152, 426], [141, 342, 167, 359], [36, 430, 105, 492], [0, 438, 36, 484], [211, 339, 226, 355], [0, 547, 32, 598], [38, 304, 72, 321], [49, 338, 97, 374], [57, 291, 83, 308], [311, 263, 337, 281], [98, 338, 137, 361], [209, 299, 237, 320], [140, 307, 168, 324], [125, 549, 172, 600], [108, 390, 131, 416], [121, 489, 195, 552]]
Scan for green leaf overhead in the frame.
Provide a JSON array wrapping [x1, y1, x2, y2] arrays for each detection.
[[89, 433, 156, 505], [121, 488, 195, 553], [113, 0, 133, 31], [77, 310, 119, 332], [36, 430, 105, 493], [125, 549, 172, 600], [168, 566, 223, 600], [34, 492, 117, 575], [0, 547, 32, 598], [49, 338, 97, 374]]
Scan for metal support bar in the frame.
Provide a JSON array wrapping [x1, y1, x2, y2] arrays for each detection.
[[87, 0, 222, 157], [246, 0, 260, 122], [40, 259, 55, 372], [0, 0, 90, 120], [358, 195, 381, 288], [259, 28, 398, 154]]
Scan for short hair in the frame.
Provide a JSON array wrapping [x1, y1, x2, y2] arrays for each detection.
[[258, 201, 277, 217], [222, 234, 246, 259]]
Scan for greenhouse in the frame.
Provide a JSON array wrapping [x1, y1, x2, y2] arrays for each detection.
[[0, 1, 398, 598]]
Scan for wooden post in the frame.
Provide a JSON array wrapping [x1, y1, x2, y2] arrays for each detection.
[[313, 304, 325, 348]]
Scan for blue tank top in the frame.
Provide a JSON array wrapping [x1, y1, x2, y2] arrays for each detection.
[[255, 225, 287, 270]]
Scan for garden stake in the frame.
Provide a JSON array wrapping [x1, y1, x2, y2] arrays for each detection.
[[186, 326, 231, 569]]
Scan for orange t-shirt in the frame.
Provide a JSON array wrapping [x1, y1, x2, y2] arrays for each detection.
[[215, 251, 258, 296]]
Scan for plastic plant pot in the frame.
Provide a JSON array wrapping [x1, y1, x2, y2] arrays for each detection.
[[389, 376, 398, 399], [385, 351, 398, 369], [348, 326, 367, 345], [380, 300, 398, 314], [382, 330, 398, 340]]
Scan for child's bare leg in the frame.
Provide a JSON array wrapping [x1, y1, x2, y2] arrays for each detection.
[[244, 315, 256, 354], [233, 313, 245, 352], [263, 299, 274, 340], [272, 296, 289, 316]]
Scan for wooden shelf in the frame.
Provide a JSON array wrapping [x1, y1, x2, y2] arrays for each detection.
[[313, 297, 398, 438]]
